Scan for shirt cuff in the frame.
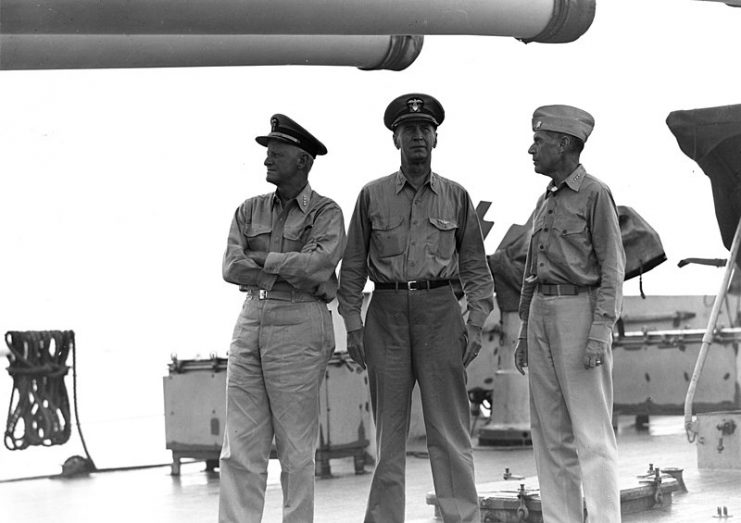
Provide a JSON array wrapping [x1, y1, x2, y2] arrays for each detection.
[[343, 314, 364, 333], [263, 252, 282, 274], [517, 321, 528, 340], [257, 271, 277, 290], [588, 323, 613, 345], [467, 310, 489, 329]]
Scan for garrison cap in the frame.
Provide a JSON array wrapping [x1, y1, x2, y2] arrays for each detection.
[[532, 105, 595, 142], [384, 93, 445, 130], [255, 114, 327, 157]]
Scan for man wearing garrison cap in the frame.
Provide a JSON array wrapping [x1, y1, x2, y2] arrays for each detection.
[[219, 114, 346, 523], [515, 105, 625, 523], [338, 94, 494, 522]]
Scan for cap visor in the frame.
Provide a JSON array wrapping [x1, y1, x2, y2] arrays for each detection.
[[392, 113, 438, 129]]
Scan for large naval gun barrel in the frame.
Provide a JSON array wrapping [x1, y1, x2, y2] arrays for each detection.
[[0, 35, 423, 71], [0, 0, 595, 70]]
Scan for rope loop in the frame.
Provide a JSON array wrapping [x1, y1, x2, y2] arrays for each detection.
[[4, 331, 74, 451]]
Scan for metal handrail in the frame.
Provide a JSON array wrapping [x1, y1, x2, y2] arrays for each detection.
[[684, 216, 741, 442]]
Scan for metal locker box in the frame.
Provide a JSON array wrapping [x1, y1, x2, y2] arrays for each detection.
[[163, 357, 227, 475], [316, 351, 372, 477]]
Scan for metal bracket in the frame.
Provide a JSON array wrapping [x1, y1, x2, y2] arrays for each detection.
[[716, 419, 737, 453], [516, 483, 530, 521]]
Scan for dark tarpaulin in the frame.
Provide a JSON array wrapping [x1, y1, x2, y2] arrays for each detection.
[[487, 206, 666, 312], [666, 105, 741, 260], [487, 219, 532, 313]]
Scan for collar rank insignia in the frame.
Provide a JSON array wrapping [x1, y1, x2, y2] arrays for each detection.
[[407, 98, 424, 113]]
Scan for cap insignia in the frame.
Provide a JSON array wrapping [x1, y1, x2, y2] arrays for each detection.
[[270, 117, 279, 131], [535, 121, 542, 130], [407, 98, 424, 113]]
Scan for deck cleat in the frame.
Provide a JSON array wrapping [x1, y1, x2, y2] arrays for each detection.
[[712, 505, 733, 519], [503, 467, 525, 481], [661, 467, 687, 493]]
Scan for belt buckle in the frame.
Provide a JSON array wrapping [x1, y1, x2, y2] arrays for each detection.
[[406, 280, 418, 291], [258, 289, 268, 300]]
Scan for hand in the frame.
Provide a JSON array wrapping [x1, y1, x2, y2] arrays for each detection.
[[514, 338, 528, 375], [583, 339, 606, 369], [462, 324, 483, 368], [246, 251, 267, 267], [347, 328, 366, 370]]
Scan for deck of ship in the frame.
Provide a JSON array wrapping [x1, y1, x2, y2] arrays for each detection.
[[3, 415, 739, 522]]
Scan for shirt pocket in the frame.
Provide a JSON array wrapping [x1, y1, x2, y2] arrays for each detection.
[[555, 214, 590, 263], [556, 214, 588, 241], [244, 222, 272, 252], [428, 217, 458, 260], [283, 223, 311, 252], [370, 214, 406, 259]]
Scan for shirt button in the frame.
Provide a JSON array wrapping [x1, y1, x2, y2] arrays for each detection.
[[412, 220, 418, 225], [539, 262, 544, 267], [548, 210, 553, 214], [544, 227, 549, 232], [539, 245, 544, 250]]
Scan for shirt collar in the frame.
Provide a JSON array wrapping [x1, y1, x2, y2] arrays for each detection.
[[546, 164, 586, 196], [271, 183, 312, 214], [394, 170, 440, 194]]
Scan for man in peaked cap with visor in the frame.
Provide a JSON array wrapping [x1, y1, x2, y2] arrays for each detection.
[[515, 105, 625, 522], [219, 114, 346, 522], [338, 94, 494, 522]]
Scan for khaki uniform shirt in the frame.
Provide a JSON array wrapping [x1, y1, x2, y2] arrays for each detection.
[[338, 170, 494, 332], [222, 183, 346, 302], [518, 165, 625, 345]]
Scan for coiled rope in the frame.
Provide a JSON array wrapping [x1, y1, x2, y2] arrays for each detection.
[[4, 330, 95, 469]]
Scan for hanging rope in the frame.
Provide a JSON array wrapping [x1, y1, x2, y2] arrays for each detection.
[[5, 331, 72, 449], [4, 331, 95, 470]]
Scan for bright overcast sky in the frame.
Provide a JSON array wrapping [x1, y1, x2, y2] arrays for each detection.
[[1, 0, 740, 359]]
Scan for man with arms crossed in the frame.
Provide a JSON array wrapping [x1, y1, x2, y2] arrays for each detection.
[[219, 114, 346, 522]]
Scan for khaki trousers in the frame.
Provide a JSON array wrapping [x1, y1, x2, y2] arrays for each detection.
[[363, 286, 480, 523], [218, 297, 334, 523], [527, 291, 620, 523]]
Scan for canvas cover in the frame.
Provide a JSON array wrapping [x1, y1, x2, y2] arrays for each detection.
[[488, 207, 666, 312], [666, 105, 741, 259]]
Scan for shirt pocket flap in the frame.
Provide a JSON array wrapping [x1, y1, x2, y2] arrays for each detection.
[[371, 215, 404, 231], [429, 217, 458, 231], [283, 224, 310, 241], [559, 217, 587, 236], [245, 222, 272, 238]]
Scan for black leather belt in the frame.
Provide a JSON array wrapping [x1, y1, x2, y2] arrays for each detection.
[[537, 283, 589, 296], [374, 279, 450, 291]]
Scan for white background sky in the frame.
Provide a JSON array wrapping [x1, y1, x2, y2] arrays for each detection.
[[1, 0, 740, 473]]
